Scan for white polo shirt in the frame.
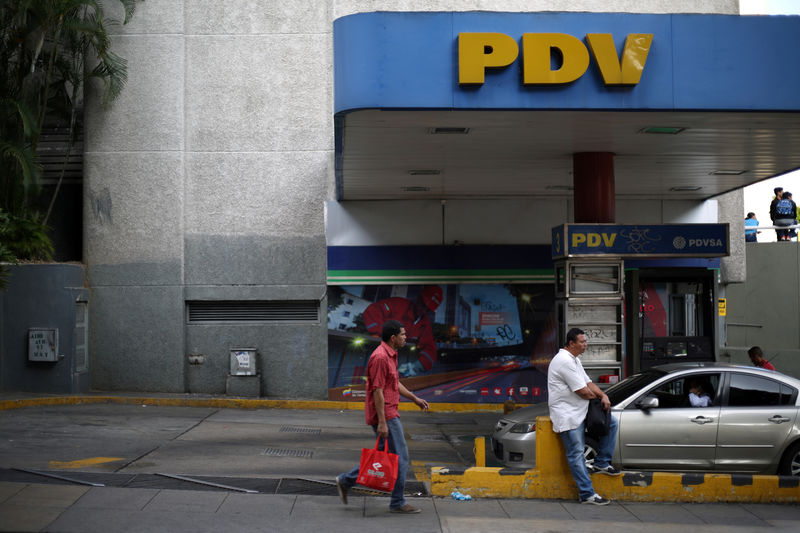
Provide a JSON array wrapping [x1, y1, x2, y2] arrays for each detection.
[[547, 348, 592, 433]]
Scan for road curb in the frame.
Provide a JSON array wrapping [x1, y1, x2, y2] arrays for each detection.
[[0, 395, 503, 413], [431, 416, 800, 503]]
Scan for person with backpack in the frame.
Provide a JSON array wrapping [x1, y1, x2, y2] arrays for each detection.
[[774, 191, 797, 241], [769, 186, 784, 241]]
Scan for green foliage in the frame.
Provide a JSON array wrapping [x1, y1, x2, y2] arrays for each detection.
[[0, 0, 138, 264], [0, 209, 19, 289]]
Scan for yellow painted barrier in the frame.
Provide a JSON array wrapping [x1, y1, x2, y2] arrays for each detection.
[[0, 396, 503, 413], [474, 436, 486, 467], [431, 416, 800, 503]]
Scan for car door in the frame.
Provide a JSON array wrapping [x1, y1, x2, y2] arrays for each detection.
[[618, 372, 721, 470], [715, 372, 798, 473]]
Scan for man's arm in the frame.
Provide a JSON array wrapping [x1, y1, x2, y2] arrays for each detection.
[[373, 387, 388, 438], [574, 382, 611, 410], [399, 382, 429, 411]]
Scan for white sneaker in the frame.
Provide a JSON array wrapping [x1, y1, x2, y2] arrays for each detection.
[[580, 493, 611, 505]]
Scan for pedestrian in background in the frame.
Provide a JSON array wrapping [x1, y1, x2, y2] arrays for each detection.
[[748, 346, 775, 371], [336, 320, 429, 514], [774, 191, 797, 241], [744, 212, 759, 243], [769, 186, 784, 241]]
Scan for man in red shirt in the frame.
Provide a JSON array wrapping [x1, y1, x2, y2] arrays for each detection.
[[748, 346, 776, 371], [336, 320, 429, 514]]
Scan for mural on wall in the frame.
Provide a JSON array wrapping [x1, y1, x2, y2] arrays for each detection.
[[328, 283, 557, 404]]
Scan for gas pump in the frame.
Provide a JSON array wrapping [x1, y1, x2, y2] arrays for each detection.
[[626, 268, 716, 374]]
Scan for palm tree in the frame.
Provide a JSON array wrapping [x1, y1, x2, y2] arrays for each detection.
[[0, 0, 137, 264]]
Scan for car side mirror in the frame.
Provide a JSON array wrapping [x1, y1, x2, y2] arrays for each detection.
[[636, 396, 659, 410]]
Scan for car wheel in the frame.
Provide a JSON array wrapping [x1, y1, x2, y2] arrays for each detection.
[[778, 440, 800, 476], [584, 436, 599, 468]]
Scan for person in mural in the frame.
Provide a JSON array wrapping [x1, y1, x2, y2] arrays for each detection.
[[335, 320, 429, 514], [362, 285, 443, 377]]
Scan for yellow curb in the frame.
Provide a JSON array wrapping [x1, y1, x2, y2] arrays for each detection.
[[0, 396, 503, 413], [50, 457, 125, 469], [430, 417, 800, 503]]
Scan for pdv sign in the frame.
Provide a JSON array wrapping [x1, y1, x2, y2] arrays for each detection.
[[459, 33, 653, 86], [552, 224, 729, 259]]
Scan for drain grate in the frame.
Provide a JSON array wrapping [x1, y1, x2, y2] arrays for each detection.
[[279, 426, 322, 435], [262, 447, 313, 458]]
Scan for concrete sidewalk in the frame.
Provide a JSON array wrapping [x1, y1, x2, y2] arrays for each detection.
[[1, 396, 800, 532], [3, 482, 800, 533]]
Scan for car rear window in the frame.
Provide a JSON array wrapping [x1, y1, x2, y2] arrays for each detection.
[[728, 373, 797, 406]]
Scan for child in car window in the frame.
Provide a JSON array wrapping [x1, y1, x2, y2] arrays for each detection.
[[688, 380, 711, 407]]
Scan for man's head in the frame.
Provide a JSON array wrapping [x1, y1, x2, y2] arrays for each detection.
[[413, 285, 443, 318], [782, 191, 792, 200], [564, 328, 587, 356], [746, 212, 756, 219], [775, 187, 784, 198], [381, 319, 407, 349], [748, 346, 765, 364]]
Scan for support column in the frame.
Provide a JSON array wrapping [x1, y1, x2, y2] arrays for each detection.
[[573, 152, 615, 223]]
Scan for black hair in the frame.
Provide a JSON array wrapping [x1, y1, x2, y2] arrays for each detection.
[[748, 346, 764, 358], [782, 191, 792, 199], [775, 187, 784, 196], [381, 320, 404, 343], [565, 327, 585, 347], [746, 212, 756, 219]]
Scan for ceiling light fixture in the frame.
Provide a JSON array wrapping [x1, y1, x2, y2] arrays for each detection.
[[546, 185, 574, 191], [670, 186, 703, 191], [429, 127, 470, 134], [639, 126, 685, 134], [407, 169, 441, 175], [709, 169, 747, 175], [401, 186, 431, 192]]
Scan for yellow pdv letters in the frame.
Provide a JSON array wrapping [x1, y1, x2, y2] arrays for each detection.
[[458, 33, 519, 84]]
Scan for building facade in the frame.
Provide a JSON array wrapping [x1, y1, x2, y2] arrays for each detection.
[[78, 1, 800, 399]]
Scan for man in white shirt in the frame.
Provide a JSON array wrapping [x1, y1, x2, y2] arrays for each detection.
[[548, 328, 620, 505]]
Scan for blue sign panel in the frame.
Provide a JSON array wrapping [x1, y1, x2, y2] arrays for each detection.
[[551, 224, 729, 258], [334, 12, 800, 113]]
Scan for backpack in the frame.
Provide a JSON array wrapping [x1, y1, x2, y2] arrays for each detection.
[[776, 199, 793, 216]]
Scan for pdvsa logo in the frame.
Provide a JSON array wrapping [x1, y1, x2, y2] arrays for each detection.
[[459, 32, 653, 86], [674, 237, 724, 249]]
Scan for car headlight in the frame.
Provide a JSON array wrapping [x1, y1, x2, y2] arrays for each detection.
[[509, 422, 536, 433]]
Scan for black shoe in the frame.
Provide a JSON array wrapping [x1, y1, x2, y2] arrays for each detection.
[[581, 493, 611, 505], [335, 476, 348, 505], [589, 464, 622, 476]]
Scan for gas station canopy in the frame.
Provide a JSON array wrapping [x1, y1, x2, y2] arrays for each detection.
[[333, 12, 800, 201]]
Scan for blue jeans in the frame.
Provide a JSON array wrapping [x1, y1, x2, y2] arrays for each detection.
[[338, 417, 409, 509], [559, 415, 619, 501]]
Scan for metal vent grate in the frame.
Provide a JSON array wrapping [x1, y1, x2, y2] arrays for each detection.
[[262, 448, 313, 458], [279, 426, 322, 435], [187, 301, 319, 323]]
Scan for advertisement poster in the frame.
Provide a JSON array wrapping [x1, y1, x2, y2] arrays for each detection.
[[327, 284, 557, 404]]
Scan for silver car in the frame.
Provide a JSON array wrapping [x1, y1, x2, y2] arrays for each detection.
[[491, 363, 800, 475]]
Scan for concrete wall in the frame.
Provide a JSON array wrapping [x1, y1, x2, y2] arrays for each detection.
[[723, 243, 800, 378], [82, 1, 738, 397], [0, 265, 89, 393]]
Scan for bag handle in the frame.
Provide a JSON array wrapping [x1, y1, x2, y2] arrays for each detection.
[[374, 434, 391, 451]]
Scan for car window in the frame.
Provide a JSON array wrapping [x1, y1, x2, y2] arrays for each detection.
[[606, 369, 667, 405], [636, 373, 720, 409], [727, 373, 797, 407]]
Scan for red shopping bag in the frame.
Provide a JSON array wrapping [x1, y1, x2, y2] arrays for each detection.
[[356, 436, 399, 492]]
